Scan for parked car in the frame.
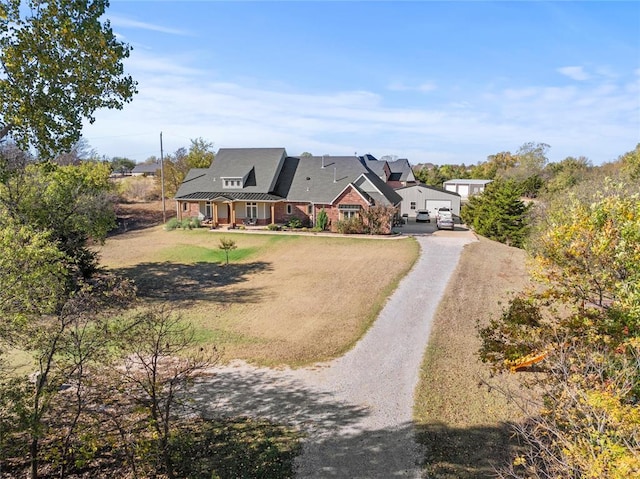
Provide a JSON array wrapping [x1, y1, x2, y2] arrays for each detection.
[[416, 210, 431, 223], [437, 207, 453, 219], [436, 215, 455, 230]]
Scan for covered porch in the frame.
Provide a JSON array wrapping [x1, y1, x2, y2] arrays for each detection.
[[176, 196, 281, 227]]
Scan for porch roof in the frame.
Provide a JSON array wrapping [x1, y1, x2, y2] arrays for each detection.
[[176, 191, 284, 202]]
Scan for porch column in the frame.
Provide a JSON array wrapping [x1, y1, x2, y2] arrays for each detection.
[[177, 201, 182, 220], [213, 202, 218, 225], [230, 203, 236, 225], [270, 204, 275, 224]]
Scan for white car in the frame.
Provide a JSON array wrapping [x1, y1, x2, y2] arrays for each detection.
[[415, 210, 431, 223]]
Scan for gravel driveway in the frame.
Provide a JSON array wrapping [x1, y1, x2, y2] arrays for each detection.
[[192, 232, 476, 478]]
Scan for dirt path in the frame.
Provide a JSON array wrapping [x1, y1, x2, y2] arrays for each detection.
[[192, 231, 477, 478]]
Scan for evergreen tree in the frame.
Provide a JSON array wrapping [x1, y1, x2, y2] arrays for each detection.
[[462, 179, 530, 248]]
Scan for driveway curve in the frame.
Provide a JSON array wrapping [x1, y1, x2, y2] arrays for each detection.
[[193, 232, 477, 478]]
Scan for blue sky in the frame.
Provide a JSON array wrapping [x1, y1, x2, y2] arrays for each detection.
[[81, 1, 640, 166]]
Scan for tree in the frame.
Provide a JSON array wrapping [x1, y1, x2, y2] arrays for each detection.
[[185, 137, 215, 169], [218, 237, 237, 265], [0, 157, 117, 278], [0, 0, 136, 157], [479, 184, 640, 478], [316, 208, 328, 230], [110, 156, 136, 175], [461, 179, 531, 248], [159, 139, 215, 198], [0, 213, 136, 479], [115, 306, 218, 478], [620, 143, 640, 180]]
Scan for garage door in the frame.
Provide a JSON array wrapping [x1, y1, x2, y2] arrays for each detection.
[[425, 200, 451, 216]]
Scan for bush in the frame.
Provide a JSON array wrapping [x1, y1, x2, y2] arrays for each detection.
[[165, 218, 180, 230], [287, 217, 302, 229], [267, 224, 280, 231], [316, 208, 329, 230], [336, 216, 366, 234]]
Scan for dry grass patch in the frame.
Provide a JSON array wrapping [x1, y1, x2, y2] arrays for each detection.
[[415, 237, 531, 478], [96, 227, 419, 367]]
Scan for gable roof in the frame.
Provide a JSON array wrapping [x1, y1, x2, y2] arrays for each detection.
[[175, 148, 287, 201], [175, 149, 401, 207], [131, 162, 160, 174]]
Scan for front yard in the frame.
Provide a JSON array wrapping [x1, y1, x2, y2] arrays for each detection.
[[96, 227, 420, 366]]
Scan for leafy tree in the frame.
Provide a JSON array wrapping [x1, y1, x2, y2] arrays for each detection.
[[110, 156, 136, 175], [0, 157, 117, 277], [186, 137, 215, 169], [0, 213, 136, 479], [362, 204, 396, 234], [0, 0, 137, 157], [620, 143, 640, 180], [218, 237, 237, 265], [158, 139, 215, 198], [461, 179, 531, 248], [479, 184, 640, 478], [543, 155, 591, 195]]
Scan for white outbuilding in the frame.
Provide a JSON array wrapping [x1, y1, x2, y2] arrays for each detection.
[[395, 183, 461, 218]]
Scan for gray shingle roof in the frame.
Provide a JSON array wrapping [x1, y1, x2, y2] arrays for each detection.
[[175, 149, 401, 206]]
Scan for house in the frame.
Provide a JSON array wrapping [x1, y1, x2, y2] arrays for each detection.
[[360, 155, 417, 188], [442, 179, 492, 201], [395, 183, 461, 218], [174, 148, 402, 232], [131, 162, 160, 176]]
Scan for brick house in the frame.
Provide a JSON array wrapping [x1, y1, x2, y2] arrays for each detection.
[[174, 148, 402, 233]]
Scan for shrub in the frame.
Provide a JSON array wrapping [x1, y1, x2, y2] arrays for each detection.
[[336, 216, 366, 234], [267, 224, 280, 231], [165, 218, 180, 230], [316, 208, 328, 230], [287, 217, 302, 229]]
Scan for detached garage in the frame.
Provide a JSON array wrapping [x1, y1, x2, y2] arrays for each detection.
[[395, 183, 461, 218]]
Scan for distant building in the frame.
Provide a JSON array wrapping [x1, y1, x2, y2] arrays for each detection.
[[442, 179, 492, 201], [131, 163, 160, 176]]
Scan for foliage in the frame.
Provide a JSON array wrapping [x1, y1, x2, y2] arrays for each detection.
[[109, 156, 136, 175], [316, 208, 328, 230], [620, 143, 640, 181], [0, 0, 137, 157], [361, 204, 396, 234], [335, 215, 366, 234], [218, 237, 237, 265], [0, 159, 117, 277], [461, 179, 531, 248], [114, 305, 219, 479], [267, 223, 281, 231], [158, 138, 215, 197], [164, 217, 181, 230], [287, 217, 303, 229], [479, 185, 640, 478]]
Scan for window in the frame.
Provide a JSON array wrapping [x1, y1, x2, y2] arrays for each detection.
[[339, 204, 360, 220], [182, 202, 188, 212], [246, 202, 257, 219], [410, 201, 416, 210], [307, 204, 313, 215], [205, 202, 212, 218], [286, 204, 292, 215], [222, 177, 242, 189]]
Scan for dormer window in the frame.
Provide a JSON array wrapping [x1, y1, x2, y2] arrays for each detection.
[[222, 177, 243, 188]]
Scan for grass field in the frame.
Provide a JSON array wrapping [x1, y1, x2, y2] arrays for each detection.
[[96, 226, 420, 367], [415, 237, 530, 478]]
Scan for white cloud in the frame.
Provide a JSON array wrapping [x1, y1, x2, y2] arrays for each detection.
[[81, 50, 640, 165], [387, 81, 437, 92], [558, 66, 591, 81], [108, 15, 191, 36]]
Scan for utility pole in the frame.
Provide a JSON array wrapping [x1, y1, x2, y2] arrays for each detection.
[[160, 131, 166, 224]]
